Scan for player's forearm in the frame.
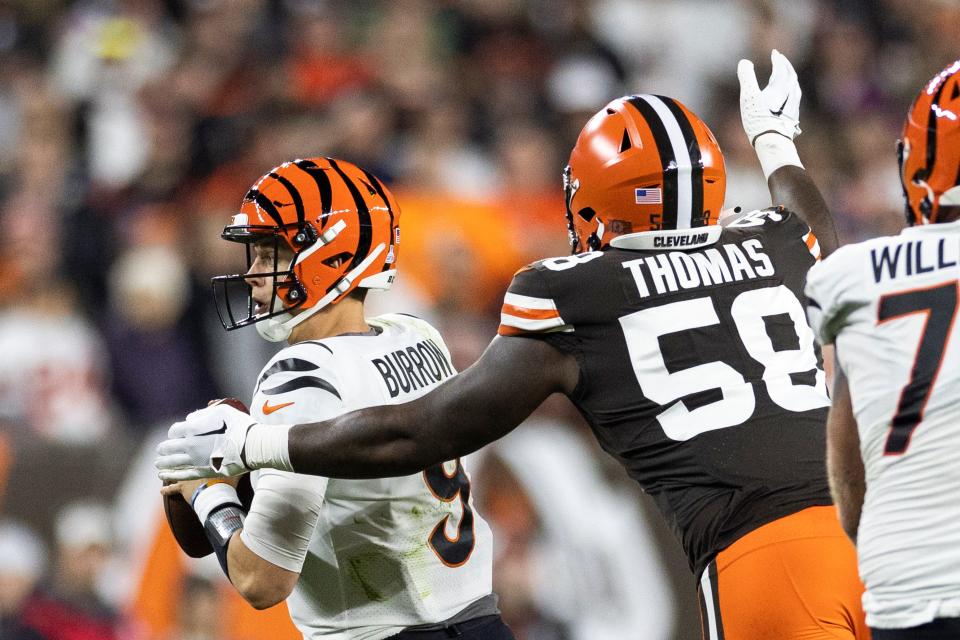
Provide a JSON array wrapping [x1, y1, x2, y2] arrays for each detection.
[[287, 404, 456, 478], [240, 336, 571, 478], [286, 369, 532, 477], [279, 336, 570, 478], [768, 165, 839, 257], [228, 532, 298, 609], [829, 470, 864, 543], [825, 369, 865, 542]]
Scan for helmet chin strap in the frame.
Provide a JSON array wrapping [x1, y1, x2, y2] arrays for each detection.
[[915, 178, 937, 223], [256, 243, 387, 343]]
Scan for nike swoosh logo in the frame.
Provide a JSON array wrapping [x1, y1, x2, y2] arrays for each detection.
[[197, 422, 228, 437], [262, 400, 295, 415], [770, 95, 789, 116]]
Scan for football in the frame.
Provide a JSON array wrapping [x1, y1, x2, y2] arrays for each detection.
[[162, 398, 254, 557]]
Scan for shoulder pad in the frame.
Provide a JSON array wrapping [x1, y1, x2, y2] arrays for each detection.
[[725, 207, 820, 261]]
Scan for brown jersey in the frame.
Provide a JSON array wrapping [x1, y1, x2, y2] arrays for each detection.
[[498, 208, 831, 575]]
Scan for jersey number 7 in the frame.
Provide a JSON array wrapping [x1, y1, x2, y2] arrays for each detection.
[[877, 280, 959, 454]]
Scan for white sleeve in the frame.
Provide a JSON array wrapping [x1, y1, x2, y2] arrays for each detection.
[[804, 260, 834, 345], [241, 357, 345, 573], [240, 470, 329, 572], [804, 248, 863, 346]]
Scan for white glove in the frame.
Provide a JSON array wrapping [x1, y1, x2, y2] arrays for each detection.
[[156, 404, 256, 481], [738, 49, 804, 179]]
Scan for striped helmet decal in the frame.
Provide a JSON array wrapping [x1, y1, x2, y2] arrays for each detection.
[[359, 168, 397, 271], [270, 171, 307, 227], [326, 157, 373, 277], [248, 189, 285, 227], [924, 76, 951, 181], [294, 159, 333, 227], [626, 94, 706, 230]]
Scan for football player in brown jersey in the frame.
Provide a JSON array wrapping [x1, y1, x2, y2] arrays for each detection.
[[159, 52, 868, 639]]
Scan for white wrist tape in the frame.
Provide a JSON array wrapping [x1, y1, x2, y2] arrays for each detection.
[[754, 133, 803, 180], [192, 483, 242, 524], [244, 423, 294, 472]]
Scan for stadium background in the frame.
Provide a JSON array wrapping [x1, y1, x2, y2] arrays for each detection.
[[0, 0, 955, 638]]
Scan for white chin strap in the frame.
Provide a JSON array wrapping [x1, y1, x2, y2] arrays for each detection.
[[256, 242, 388, 343]]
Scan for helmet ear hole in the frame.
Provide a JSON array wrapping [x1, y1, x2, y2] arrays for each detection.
[[619, 129, 632, 153], [578, 207, 596, 222], [322, 252, 353, 268]]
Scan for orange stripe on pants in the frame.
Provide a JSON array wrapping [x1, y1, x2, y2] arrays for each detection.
[[699, 506, 869, 640]]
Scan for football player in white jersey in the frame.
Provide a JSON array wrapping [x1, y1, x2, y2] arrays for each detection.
[[158, 53, 872, 639], [803, 60, 960, 639], [160, 158, 510, 640]]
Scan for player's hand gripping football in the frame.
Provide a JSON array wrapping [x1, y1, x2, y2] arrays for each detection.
[[156, 402, 257, 481], [738, 49, 801, 145]]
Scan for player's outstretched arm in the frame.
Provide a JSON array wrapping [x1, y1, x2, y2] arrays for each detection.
[[288, 335, 578, 477], [767, 165, 838, 256], [825, 367, 865, 542], [157, 335, 578, 480], [738, 50, 839, 257]]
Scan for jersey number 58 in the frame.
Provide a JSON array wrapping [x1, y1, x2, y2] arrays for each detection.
[[619, 284, 829, 441]]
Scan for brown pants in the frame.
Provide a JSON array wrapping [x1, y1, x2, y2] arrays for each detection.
[[698, 506, 869, 640]]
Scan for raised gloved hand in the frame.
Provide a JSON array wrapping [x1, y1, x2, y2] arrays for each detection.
[[156, 403, 257, 481], [737, 49, 804, 179]]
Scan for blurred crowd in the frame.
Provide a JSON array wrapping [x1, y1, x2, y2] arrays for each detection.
[[0, 0, 958, 638]]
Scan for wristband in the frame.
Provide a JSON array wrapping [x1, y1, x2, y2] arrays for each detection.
[[191, 482, 246, 577], [243, 424, 294, 472], [753, 133, 803, 180], [192, 483, 242, 524]]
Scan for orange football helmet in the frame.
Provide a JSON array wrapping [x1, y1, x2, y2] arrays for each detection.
[[564, 94, 726, 253], [212, 157, 400, 342], [899, 59, 960, 225]]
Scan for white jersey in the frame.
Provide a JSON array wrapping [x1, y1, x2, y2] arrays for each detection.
[[806, 221, 960, 628], [239, 314, 494, 640]]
